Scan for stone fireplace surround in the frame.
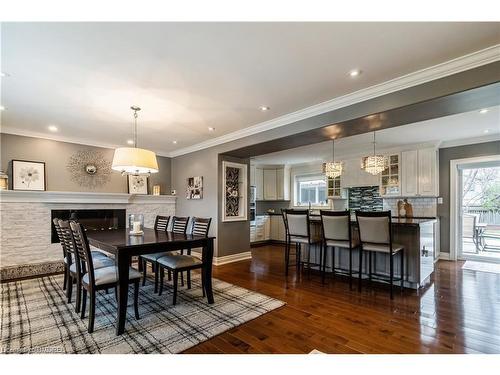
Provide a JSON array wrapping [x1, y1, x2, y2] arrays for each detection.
[[0, 191, 176, 280]]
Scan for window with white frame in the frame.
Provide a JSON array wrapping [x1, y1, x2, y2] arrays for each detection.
[[294, 173, 328, 206]]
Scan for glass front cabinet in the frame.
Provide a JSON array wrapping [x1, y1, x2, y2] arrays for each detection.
[[327, 175, 344, 198], [379, 153, 401, 197]]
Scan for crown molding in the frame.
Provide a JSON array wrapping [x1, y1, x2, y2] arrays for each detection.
[[439, 133, 500, 149], [169, 44, 500, 158]]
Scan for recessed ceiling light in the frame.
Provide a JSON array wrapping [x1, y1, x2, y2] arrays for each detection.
[[479, 108, 489, 114], [48, 125, 58, 132], [172, 140, 178, 144], [127, 139, 134, 145], [484, 129, 491, 134], [0, 72, 9, 77], [0, 105, 5, 111], [260, 106, 270, 111], [208, 127, 215, 132], [349, 69, 362, 77]]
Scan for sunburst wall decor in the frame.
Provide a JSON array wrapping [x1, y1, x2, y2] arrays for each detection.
[[67, 150, 112, 189]]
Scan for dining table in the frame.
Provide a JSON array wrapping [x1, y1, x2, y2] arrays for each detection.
[[87, 228, 216, 335]]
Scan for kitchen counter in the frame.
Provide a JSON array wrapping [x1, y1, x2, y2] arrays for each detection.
[[308, 215, 437, 227]]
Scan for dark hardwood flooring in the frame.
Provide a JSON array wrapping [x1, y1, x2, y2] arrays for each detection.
[[184, 245, 500, 354]]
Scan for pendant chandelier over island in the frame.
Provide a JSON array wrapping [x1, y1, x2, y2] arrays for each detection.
[[112, 106, 159, 176], [322, 138, 343, 178], [361, 131, 388, 175]]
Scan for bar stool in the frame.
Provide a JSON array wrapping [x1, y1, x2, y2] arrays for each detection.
[[355, 211, 405, 299], [283, 209, 320, 276], [319, 210, 359, 289]]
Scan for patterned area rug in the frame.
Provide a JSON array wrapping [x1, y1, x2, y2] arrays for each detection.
[[462, 260, 500, 274], [0, 273, 284, 354]]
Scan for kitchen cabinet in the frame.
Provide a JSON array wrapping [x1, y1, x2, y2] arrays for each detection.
[[327, 175, 346, 198], [254, 215, 270, 242], [341, 158, 379, 188], [250, 165, 256, 186], [400, 148, 438, 197], [270, 215, 286, 241], [263, 169, 277, 200], [276, 168, 285, 200], [255, 167, 263, 200], [380, 153, 401, 197]]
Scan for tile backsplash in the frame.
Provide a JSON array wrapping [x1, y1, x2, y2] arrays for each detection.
[[383, 197, 438, 217], [348, 186, 383, 211]]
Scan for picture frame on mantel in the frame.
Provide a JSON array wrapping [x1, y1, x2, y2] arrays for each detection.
[[11, 159, 46, 191], [127, 175, 148, 195], [222, 161, 248, 222]]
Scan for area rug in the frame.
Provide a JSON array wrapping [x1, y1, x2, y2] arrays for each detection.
[[0, 273, 285, 354], [462, 260, 500, 275]]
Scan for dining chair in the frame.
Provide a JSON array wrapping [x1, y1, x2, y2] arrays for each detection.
[[283, 209, 320, 276], [355, 211, 405, 299], [165, 216, 190, 284], [157, 217, 212, 305], [69, 221, 142, 333], [139, 215, 170, 292], [462, 213, 478, 252], [320, 210, 359, 289], [53, 218, 70, 291], [58, 219, 114, 311]]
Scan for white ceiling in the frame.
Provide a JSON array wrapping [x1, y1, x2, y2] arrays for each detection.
[[1, 22, 499, 156], [252, 106, 500, 165]]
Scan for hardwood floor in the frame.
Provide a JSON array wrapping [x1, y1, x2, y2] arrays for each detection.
[[185, 245, 500, 354]]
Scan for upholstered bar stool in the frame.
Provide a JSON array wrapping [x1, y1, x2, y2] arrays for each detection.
[[283, 209, 320, 276], [355, 211, 405, 299], [320, 210, 359, 289]]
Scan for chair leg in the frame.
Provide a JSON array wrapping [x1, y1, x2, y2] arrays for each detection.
[[172, 271, 178, 305], [88, 290, 96, 333], [390, 252, 394, 300], [81, 288, 87, 319], [134, 281, 140, 320], [181, 271, 185, 287], [202, 275, 206, 297], [154, 262, 160, 293], [159, 267, 164, 296], [368, 251, 372, 284], [400, 250, 405, 292], [67, 275, 73, 303], [187, 270, 191, 289], [358, 248, 363, 292], [142, 260, 147, 286], [321, 244, 326, 284], [349, 248, 353, 290], [75, 277, 82, 313], [63, 267, 68, 290], [285, 240, 290, 276], [167, 269, 172, 281]]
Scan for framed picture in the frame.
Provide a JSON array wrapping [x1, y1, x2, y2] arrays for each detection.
[[128, 175, 148, 195], [186, 176, 203, 200], [11, 160, 46, 191]]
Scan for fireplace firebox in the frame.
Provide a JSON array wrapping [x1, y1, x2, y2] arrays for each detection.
[[51, 209, 126, 243]]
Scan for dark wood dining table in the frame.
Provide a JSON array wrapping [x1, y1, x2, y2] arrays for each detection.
[[86, 228, 215, 335]]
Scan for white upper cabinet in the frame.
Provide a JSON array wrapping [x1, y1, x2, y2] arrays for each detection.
[[263, 169, 277, 200], [400, 148, 438, 197], [276, 168, 285, 200], [417, 148, 438, 196], [255, 167, 264, 200], [250, 165, 256, 186], [379, 153, 401, 197], [401, 150, 418, 196], [341, 158, 379, 188]]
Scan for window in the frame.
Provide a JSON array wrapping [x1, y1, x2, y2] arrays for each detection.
[[294, 173, 328, 206]]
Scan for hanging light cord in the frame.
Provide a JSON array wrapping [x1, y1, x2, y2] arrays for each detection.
[[133, 109, 138, 148], [332, 139, 335, 162], [373, 131, 376, 155]]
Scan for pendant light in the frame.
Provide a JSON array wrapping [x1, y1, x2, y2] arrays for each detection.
[[112, 106, 159, 176], [322, 138, 343, 178], [361, 131, 388, 175]]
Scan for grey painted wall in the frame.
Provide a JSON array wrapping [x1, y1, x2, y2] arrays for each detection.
[[0, 133, 172, 194], [438, 140, 500, 254]]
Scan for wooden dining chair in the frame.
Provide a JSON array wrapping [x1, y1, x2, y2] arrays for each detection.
[[355, 211, 405, 299], [157, 217, 212, 305], [53, 218, 70, 291], [320, 210, 359, 288], [69, 221, 142, 333], [58, 219, 114, 312], [139, 215, 170, 292]]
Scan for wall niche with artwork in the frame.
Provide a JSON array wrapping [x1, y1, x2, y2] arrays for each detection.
[[222, 161, 247, 222]]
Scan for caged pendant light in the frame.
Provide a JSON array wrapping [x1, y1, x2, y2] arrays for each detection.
[[322, 138, 343, 178], [361, 131, 388, 175], [112, 106, 159, 176]]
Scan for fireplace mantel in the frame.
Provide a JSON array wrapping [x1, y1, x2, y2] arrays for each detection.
[[0, 190, 176, 204]]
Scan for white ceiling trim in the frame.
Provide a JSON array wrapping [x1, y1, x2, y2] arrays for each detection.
[[439, 133, 500, 149], [169, 44, 500, 158]]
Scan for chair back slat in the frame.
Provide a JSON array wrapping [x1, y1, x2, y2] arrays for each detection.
[[53, 218, 68, 260], [356, 211, 391, 245], [320, 210, 351, 241], [69, 221, 95, 282], [172, 216, 189, 234], [154, 215, 170, 232], [191, 217, 212, 237]]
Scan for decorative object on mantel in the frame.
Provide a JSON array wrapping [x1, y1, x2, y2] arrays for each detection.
[[397, 199, 414, 217], [11, 160, 46, 191], [222, 161, 248, 222], [129, 214, 144, 235], [361, 131, 389, 175], [152, 185, 161, 195], [322, 138, 343, 178], [128, 175, 148, 195], [0, 170, 8, 190], [186, 176, 203, 199], [66, 150, 112, 189], [111, 106, 159, 176]]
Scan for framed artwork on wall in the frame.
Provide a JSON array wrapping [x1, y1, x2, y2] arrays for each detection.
[[128, 175, 148, 195], [186, 176, 203, 199], [222, 161, 248, 222], [11, 160, 46, 191]]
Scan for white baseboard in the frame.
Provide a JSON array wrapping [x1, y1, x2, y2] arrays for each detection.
[[190, 251, 253, 266]]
